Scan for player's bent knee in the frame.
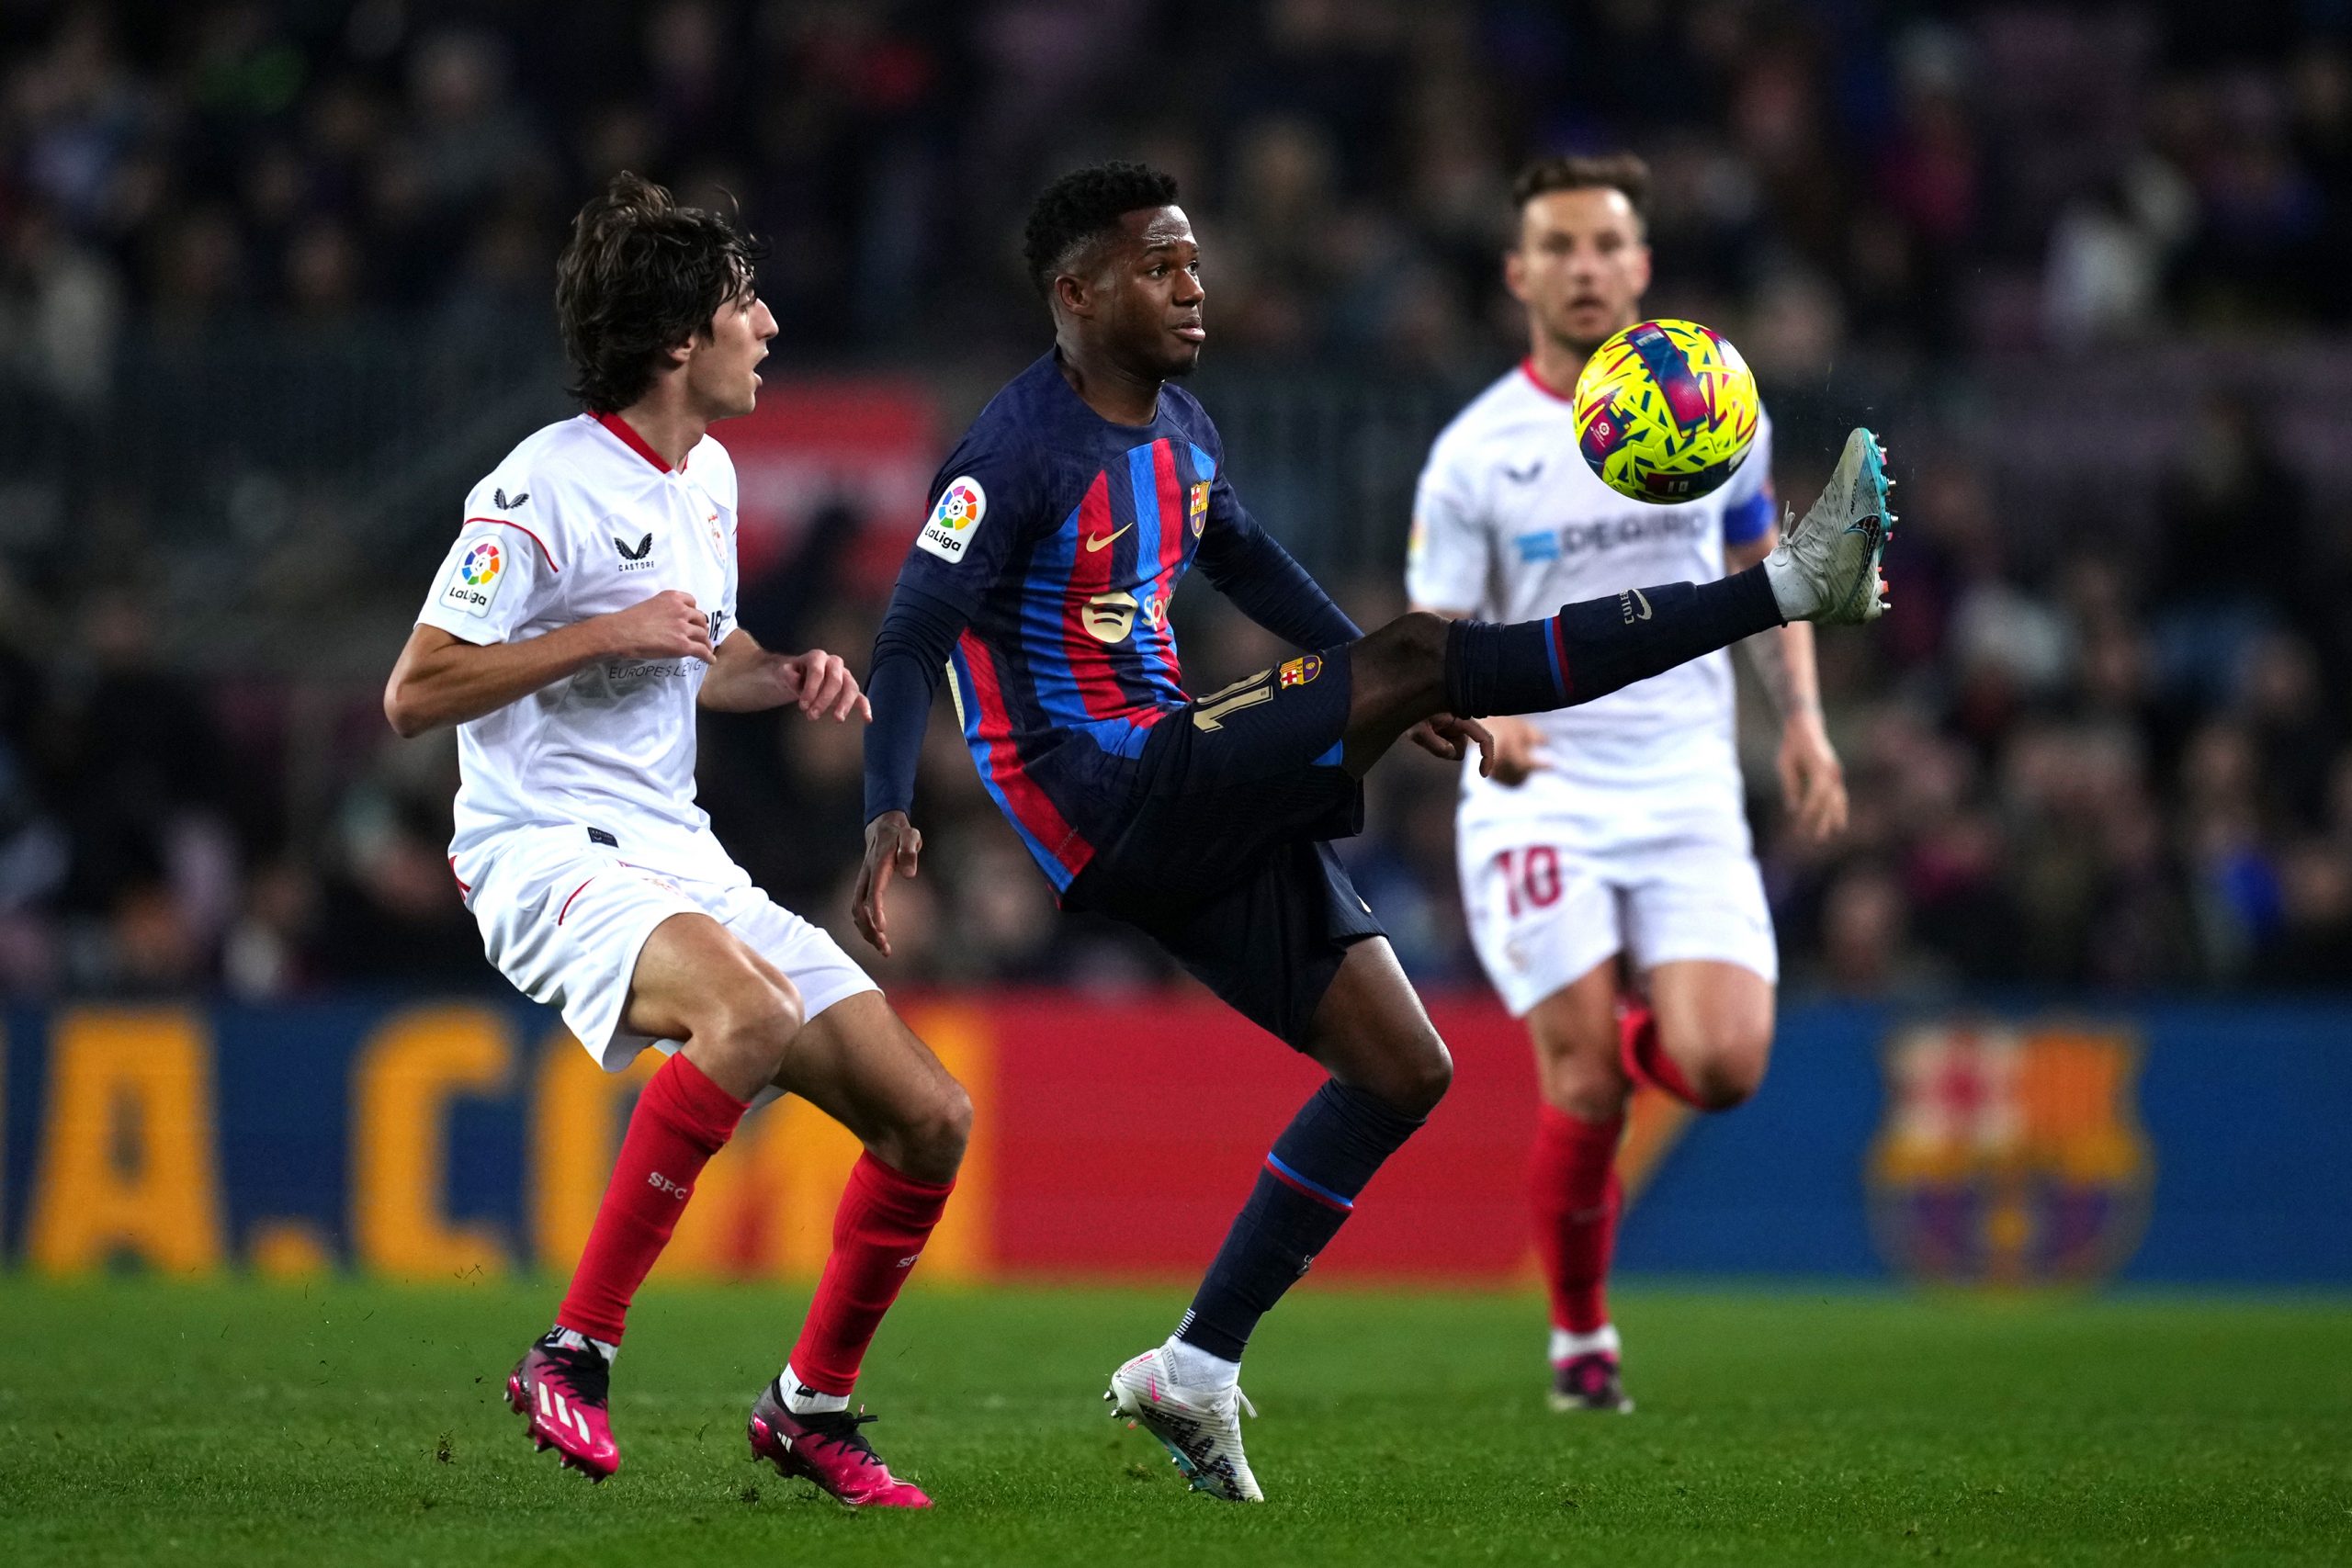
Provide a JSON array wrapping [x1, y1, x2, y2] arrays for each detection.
[[1544, 1066, 1631, 1124], [1385, 1035, 1453, 1120], [879, 1080, 969, 1185], [704, 976, 806, 1081], [1686, 1050, 1765, 1112], [1673, 1027, 1770, 1111]]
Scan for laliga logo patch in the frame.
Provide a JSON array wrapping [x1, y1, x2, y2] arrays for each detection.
[[1278, 653, 1322, 687], [443, 538, 505, 616], [1868, 1021, 2153, 1288], [1188, 480, 1210, 538], [917, 476, 986, 562]]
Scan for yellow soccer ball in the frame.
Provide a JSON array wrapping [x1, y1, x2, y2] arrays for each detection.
[[1572, 319, 1760, 504]]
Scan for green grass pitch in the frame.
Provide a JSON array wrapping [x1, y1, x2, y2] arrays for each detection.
[[3, 1279, 2347, 1566]]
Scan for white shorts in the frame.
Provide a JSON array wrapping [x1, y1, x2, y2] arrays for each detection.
[[464, 825, 877, 1070], [1459, 829, 1778, 1017]]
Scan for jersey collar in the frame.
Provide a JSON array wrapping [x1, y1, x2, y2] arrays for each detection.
[[593, 411, 689, 474], [1519, 356, 1577, 404]]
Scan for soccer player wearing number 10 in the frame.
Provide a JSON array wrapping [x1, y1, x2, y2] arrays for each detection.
[[1408, 155, 1863, 1415], [857, 162, 1891, 1500]]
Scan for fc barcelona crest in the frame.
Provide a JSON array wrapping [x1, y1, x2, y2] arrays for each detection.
[[1868, 1021, 2153, 1287], [1278, 654, 1322, 687], [1188, 480, 1210, 537]]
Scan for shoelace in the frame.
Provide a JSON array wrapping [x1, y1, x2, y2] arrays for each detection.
[[534, 1338, 611, 1406], [795, 1409, 888, 1471]]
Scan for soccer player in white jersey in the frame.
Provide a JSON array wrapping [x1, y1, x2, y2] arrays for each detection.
[[383, 175, 968, 1506], [1408, 154, 1855, 1414]]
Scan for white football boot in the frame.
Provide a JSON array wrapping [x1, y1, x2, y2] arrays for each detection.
[[1106, 1346, 1264, 1503], [1765, 426, 1895, 626]]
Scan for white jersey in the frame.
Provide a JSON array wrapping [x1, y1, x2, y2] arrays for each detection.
[[415, 412, 741, 885], [1407, 362, 1777, 859]]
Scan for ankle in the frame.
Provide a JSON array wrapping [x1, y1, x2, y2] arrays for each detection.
[[779, 1362, 851, 1415], [1549, 1323, 1620, 1363], [1164, 1335, 1241, 1392]]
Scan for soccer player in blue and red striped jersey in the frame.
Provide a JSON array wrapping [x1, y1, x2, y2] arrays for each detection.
[[856, 162, 1894, 1500]]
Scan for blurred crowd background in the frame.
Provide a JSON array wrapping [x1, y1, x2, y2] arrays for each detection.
[[2, 0, 2348, 1005]]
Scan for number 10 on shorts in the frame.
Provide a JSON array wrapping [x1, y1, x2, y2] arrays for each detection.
[[1493, 846, 1563, 919]]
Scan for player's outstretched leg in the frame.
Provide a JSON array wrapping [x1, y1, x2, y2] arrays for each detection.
[[1344, 428, 1893, 769], [1109, 940, 1449, 1502], [743, 992, 968, 1508], [509, 915, 802, 1481], [1446, 426, 1892, 720]]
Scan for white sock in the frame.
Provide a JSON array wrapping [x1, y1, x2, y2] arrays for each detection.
[[779, 1362, 850, 1415], [1162, 1336, 1241, 1393], [1550, 1324, 1621, 1365], [549, 1326, 616, 1365], [1761, 537, 1814, 620]]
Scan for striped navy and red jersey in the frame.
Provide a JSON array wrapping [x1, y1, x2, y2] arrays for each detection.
[[866, 353, 1359, 894]]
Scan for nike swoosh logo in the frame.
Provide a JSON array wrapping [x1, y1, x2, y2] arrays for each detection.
[[1084, 525, 1134, 553], [1626, 585, 1653, 621]]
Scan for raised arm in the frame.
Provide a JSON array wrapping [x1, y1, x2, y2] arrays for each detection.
[[1728, 525, 1846, 840], [1193, 481, 1361, 651]]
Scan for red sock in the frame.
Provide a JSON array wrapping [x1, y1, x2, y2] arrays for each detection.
[[1530, 1104, 1623, 1337], [557, 1053, 748, 1345], [787, 1152, 956, 1395], [1619, 1003, 1702, 1109]]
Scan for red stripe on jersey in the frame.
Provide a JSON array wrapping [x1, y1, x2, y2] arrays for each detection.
[[959, 631, 1094, 879], [1147, 439, 1187, 687], [1060, 473, 1132, 721], [462, 517, 558, 572]]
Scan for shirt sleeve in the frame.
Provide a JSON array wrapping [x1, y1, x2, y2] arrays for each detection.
[[414, 474, 564, 645], [890, 426, 1046, 618], [1719, 408, 1778, 549], [1193, 474, 1361, 649], [1405, 435, 1489, 613], [863, 583, 970, 822]]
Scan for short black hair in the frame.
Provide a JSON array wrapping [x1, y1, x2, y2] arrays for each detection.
[[1022, 161, 1181, 298], [555, 172, 764, 413], [1510, 152, 1651, 233]]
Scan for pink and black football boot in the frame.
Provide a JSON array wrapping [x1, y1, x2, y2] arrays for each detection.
[[1550, 1349, 1635, 1414], [507, 1330, 621, 1480], [747, 1379, 932, 1507]]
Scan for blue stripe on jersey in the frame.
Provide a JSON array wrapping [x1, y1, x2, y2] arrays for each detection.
[[1189, 444, 1216, 484], [1128, 444, 1162, 580], [1015, 498, 1094, 730]]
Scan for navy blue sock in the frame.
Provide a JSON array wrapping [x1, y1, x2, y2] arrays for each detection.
[[1445, 564, 1783, 718], [1176, 1080, 1426, 1362]]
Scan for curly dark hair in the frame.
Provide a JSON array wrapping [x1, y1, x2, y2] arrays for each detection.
[[1022, 161, 1181, 298], [1510, 152, 1651, 233], [554, 172, 764, 413]]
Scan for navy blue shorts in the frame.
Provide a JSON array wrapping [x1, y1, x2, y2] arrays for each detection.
[[1065, 647, 1384, 1047]]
